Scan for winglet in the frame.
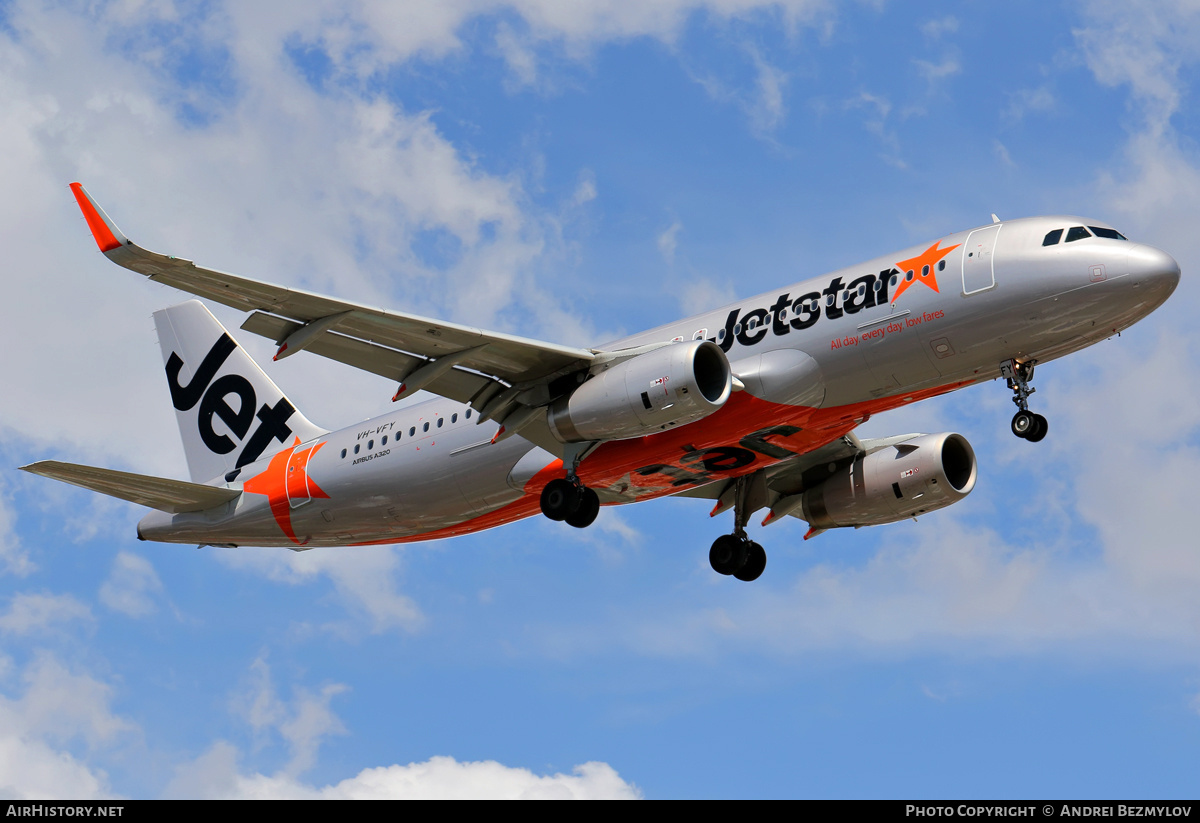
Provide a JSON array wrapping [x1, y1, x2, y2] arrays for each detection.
[[69, 182, 128, 253]]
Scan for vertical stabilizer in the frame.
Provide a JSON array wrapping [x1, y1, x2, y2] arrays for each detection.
[[154, 300, 325, 483]]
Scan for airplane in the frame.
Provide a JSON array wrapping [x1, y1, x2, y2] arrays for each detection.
[[21, 185, 1180, 582]]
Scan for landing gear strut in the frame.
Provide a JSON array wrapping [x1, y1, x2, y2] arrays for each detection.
[[1001, 359, 1048, 442], [709, 472, 767, 581]]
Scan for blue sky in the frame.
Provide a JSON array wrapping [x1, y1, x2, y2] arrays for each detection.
[[2, 0, 1200, 799]]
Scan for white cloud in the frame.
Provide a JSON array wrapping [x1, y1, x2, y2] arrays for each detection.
[[0, 653, 133, 800], [0, 487, 35, 577], [993, 139, 1015, 168], [1004, 86, 1056, 121], [921, 16, 959, 39], [914, 57, 960, 84], [679, 275, 737, 317], [216, 545, 425, 635], [168, 749, 640, 799], [657, 220, 683, 264], [99, 552, 165, 617], [233, 656, 348, 776], [0, 592, 93, 635], [571, 171, 598, 208]]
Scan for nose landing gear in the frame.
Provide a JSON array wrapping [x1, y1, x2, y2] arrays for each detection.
[[1002, 359, 1048, 442]]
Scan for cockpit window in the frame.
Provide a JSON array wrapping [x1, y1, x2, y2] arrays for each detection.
[[1088, 226, 1128, 240], [1043, 229, 1063, 246], [1065, 226, 1092, 242]]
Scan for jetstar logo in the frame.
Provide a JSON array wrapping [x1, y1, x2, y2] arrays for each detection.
[[242, 438, 330, 544], [711, 239, 960, 353], [890, 240, 960, 304], [166, 333, 297, 469]]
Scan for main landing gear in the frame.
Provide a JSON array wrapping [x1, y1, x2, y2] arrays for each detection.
[[539, 441, 600, 529], [539, 478, 599, 529], [708, 471, 768, 582], [709, 533, 767, 582], [1001, 359, 1048, 442]]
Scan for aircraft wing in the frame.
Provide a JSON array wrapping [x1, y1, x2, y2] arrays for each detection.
[[20, 461, 240, 514], [70, 184, 596, 410]]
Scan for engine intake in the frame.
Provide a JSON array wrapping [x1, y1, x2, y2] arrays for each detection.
[[548, 340, 732, 442], [801, 432, 977, 529]]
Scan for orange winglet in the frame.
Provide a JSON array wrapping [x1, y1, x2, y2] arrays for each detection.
[[69, 182, 124, 252]]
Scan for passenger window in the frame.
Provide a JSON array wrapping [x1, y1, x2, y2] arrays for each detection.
[[382, 435, 388, 445], [465, 409, 472, 419], [1089, 226, 1127, 240], [921, 265, 929, 277], [1065, 226, 1091, 242], [452, 413, 458, 423], [747, 318, 758, 330], [409, 427, 416, 437], [340, 448, 347, 459], [734, 323, 743, 334], [423, 422, 429, 432], [1043, 229, 1063, 246], [905, 270, 914, 281], [938, 260, 946, 271], [857, 284, 866, 297], [437, 418, 444, 428], [354, 444, 360, 454], [890, 274, 899, 288], [368, 440, 374, 449], [717, 328, 726, 341]]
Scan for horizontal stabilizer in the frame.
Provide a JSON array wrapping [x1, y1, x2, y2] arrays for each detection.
[[20, 461, 240, 514]]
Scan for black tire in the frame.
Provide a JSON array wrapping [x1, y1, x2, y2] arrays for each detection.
[[540, 478, 578, 522], [566, 488, 600, 528], [734, 541, 767, 582], [1011, 410, 1035, 439], [709, 534, 746, 576], [1026, 414, 1048, 442]]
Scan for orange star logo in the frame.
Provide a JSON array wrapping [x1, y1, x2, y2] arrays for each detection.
[[891, 240, 960, 305], [242, 438, 330, 544]]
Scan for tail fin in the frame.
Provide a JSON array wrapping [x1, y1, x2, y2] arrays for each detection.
[[154, 300, 325, 483]]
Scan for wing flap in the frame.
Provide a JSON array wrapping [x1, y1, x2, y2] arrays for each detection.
[[240, 312, 501, 405], [21, 461, 241, 514]]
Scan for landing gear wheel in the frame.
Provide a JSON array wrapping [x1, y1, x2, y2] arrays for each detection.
[[709, 534, 747, 576], [566, 488, 600, 529], [1026, 413, 1048, 443], [733, 541, 767, 582], [540, 478, 580, 522], [1011, 410, 1036, 439]]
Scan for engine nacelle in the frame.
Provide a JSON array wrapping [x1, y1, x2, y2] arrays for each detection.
[[547, 340, 733, 442], [800, 432, 977, 529]]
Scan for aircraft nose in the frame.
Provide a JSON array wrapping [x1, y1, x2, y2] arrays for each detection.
[[1127, 243, 1181, 293]]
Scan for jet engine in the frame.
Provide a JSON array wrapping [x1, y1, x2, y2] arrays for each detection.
[[547, 340, 733, 442], [800, 432, 977, 529]]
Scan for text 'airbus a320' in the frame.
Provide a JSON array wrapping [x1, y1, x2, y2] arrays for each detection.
[[23, 185, 1179, 581]]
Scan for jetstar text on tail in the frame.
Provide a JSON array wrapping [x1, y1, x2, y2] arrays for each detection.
[[166, 333, 298, 469]]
